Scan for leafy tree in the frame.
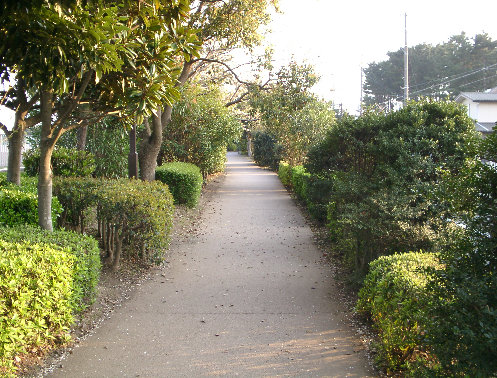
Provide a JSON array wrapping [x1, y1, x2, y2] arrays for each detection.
[[136, 0, 277, 181], [307, 100, 479, 274], [0, 0, 196, 230], [364, 33, 497, 107], [249, 62, 334, 165], [426, 131, 497, 375], [160, 83, 242, 177]]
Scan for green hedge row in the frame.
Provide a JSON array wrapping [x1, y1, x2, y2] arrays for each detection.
[[356, 252, 442, 374], [23, 147, 96, 177], [277, 162, 333, 223], [0, 175, 62, 227], [155, 162, 202, 208], [0, 226, 100, 311], [0, 226, 100, 375], [97, 179, 175, 267], [0, 240, 73, 375], [53, 177, 175, 268]]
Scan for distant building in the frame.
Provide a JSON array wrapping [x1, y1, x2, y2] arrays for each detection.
[[0, 133, 8, 168], [455, 88, 497, 135]]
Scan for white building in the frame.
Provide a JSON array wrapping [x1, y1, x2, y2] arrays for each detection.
[[455, 88, 497, 135]]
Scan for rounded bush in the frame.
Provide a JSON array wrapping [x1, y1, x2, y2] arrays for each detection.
[[356, 251, 442, 374], [0, 226, 101, 311], [156, 162, 202, 208], [0, 187, 62, 227]]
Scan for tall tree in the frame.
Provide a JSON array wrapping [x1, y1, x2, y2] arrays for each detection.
[[136, 0, 278, 181], [363, 33, 497, 107], [0, 0, 196, 230], [249, 62, 334, 165]]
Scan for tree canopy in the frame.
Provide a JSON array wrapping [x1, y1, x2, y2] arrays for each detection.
[[363, 33, 497, 108]]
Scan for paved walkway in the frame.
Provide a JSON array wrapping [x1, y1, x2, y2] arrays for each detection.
[[47, 153, 372, 377]]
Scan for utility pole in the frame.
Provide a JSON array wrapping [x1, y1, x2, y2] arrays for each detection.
[[360, 66, 363, 115], [403, 13, 409, 105]]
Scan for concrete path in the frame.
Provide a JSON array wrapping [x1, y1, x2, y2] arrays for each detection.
[[47, 152, 372, 377]]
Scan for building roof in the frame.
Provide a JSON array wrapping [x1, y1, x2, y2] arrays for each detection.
[[455, 92, 497, 103], [476, 122, 496, 134]]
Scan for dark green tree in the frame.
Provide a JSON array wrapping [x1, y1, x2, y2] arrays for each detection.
[[364, 33, 497, 107]]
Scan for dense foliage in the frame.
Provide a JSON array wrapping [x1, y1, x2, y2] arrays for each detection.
[[249, 62, 335, 165], [425, 131, 497, 375], [53, 177, 100, 232], [364, 33, 497, 107], [0, 226, 100, 312], [278, 163, 333, 222], [52, 177, 175, 268], [160, 84, 242, 177], [155, 162, 203, 208], [23, 148, 96, 177], [252, 132, 282, 170], [0, 239, 74, 376], [0, 176, 62, 227], [306, 100, 479, 273], [357, 252, 442, 374]]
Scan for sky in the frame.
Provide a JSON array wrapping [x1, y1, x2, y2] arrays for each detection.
[[2, 0, 497, 128], [265, 0, 497, 114]]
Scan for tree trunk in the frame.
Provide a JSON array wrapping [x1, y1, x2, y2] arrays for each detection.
[[6, 121, 24, 185], [38, 89, 55, 231], [76, 125, 88, 150], [138, 111, 163, 181], [111, 229, 123, 272]]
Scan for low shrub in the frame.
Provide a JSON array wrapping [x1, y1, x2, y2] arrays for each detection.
[[0, 186, 62, 227], [290, 165, 309, 201], [97, 179, 175, 269], [156, 162, 202, 208], [53, 177, 100, 232], [0, 240, 74, 375], [23, 147, 96, 177], [356, 251, 442, 374], [252, 132, 282, 170], [278, 164, 333, 223], [0, 226, 101, 312], [277, 162, 292, 187]]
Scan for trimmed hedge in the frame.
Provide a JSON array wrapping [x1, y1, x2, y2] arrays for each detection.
[[97, 179, 175, 266], [277, 163, 333, 223], [156, 162, 202, 208], [278, 162, 292, 187], [0, 226, 101, 312], [53, 177, 175, 268], [0, 182, 62, 227], [0, 240, 74, 376], [356, 252, 442, 374], [23, 147, 96, 177], [53, 177, 100, 232]]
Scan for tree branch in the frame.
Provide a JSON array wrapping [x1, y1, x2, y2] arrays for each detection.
[[0, 121, 10, 137], [191, 57, 254, 86], [53, 70, 94, 130]]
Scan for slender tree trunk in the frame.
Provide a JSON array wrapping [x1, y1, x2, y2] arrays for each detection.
[[38, 90, 55, 231], [111, 230, 123, 272], [76, 125, 88, 150], [136, 61, 193, 182], [6, 123, 24, 185], [138, 111, 163, 181]]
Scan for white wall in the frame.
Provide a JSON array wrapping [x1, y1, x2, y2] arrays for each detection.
[[0, 134, 8, 167], [477, 102, 497, 123]]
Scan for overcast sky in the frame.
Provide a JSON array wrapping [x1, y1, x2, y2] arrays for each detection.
[[266, 0, 497, 114], [2, 0, 497, 128]]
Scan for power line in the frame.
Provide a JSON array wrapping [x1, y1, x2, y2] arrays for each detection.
[[409, 62, 497, 96]]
